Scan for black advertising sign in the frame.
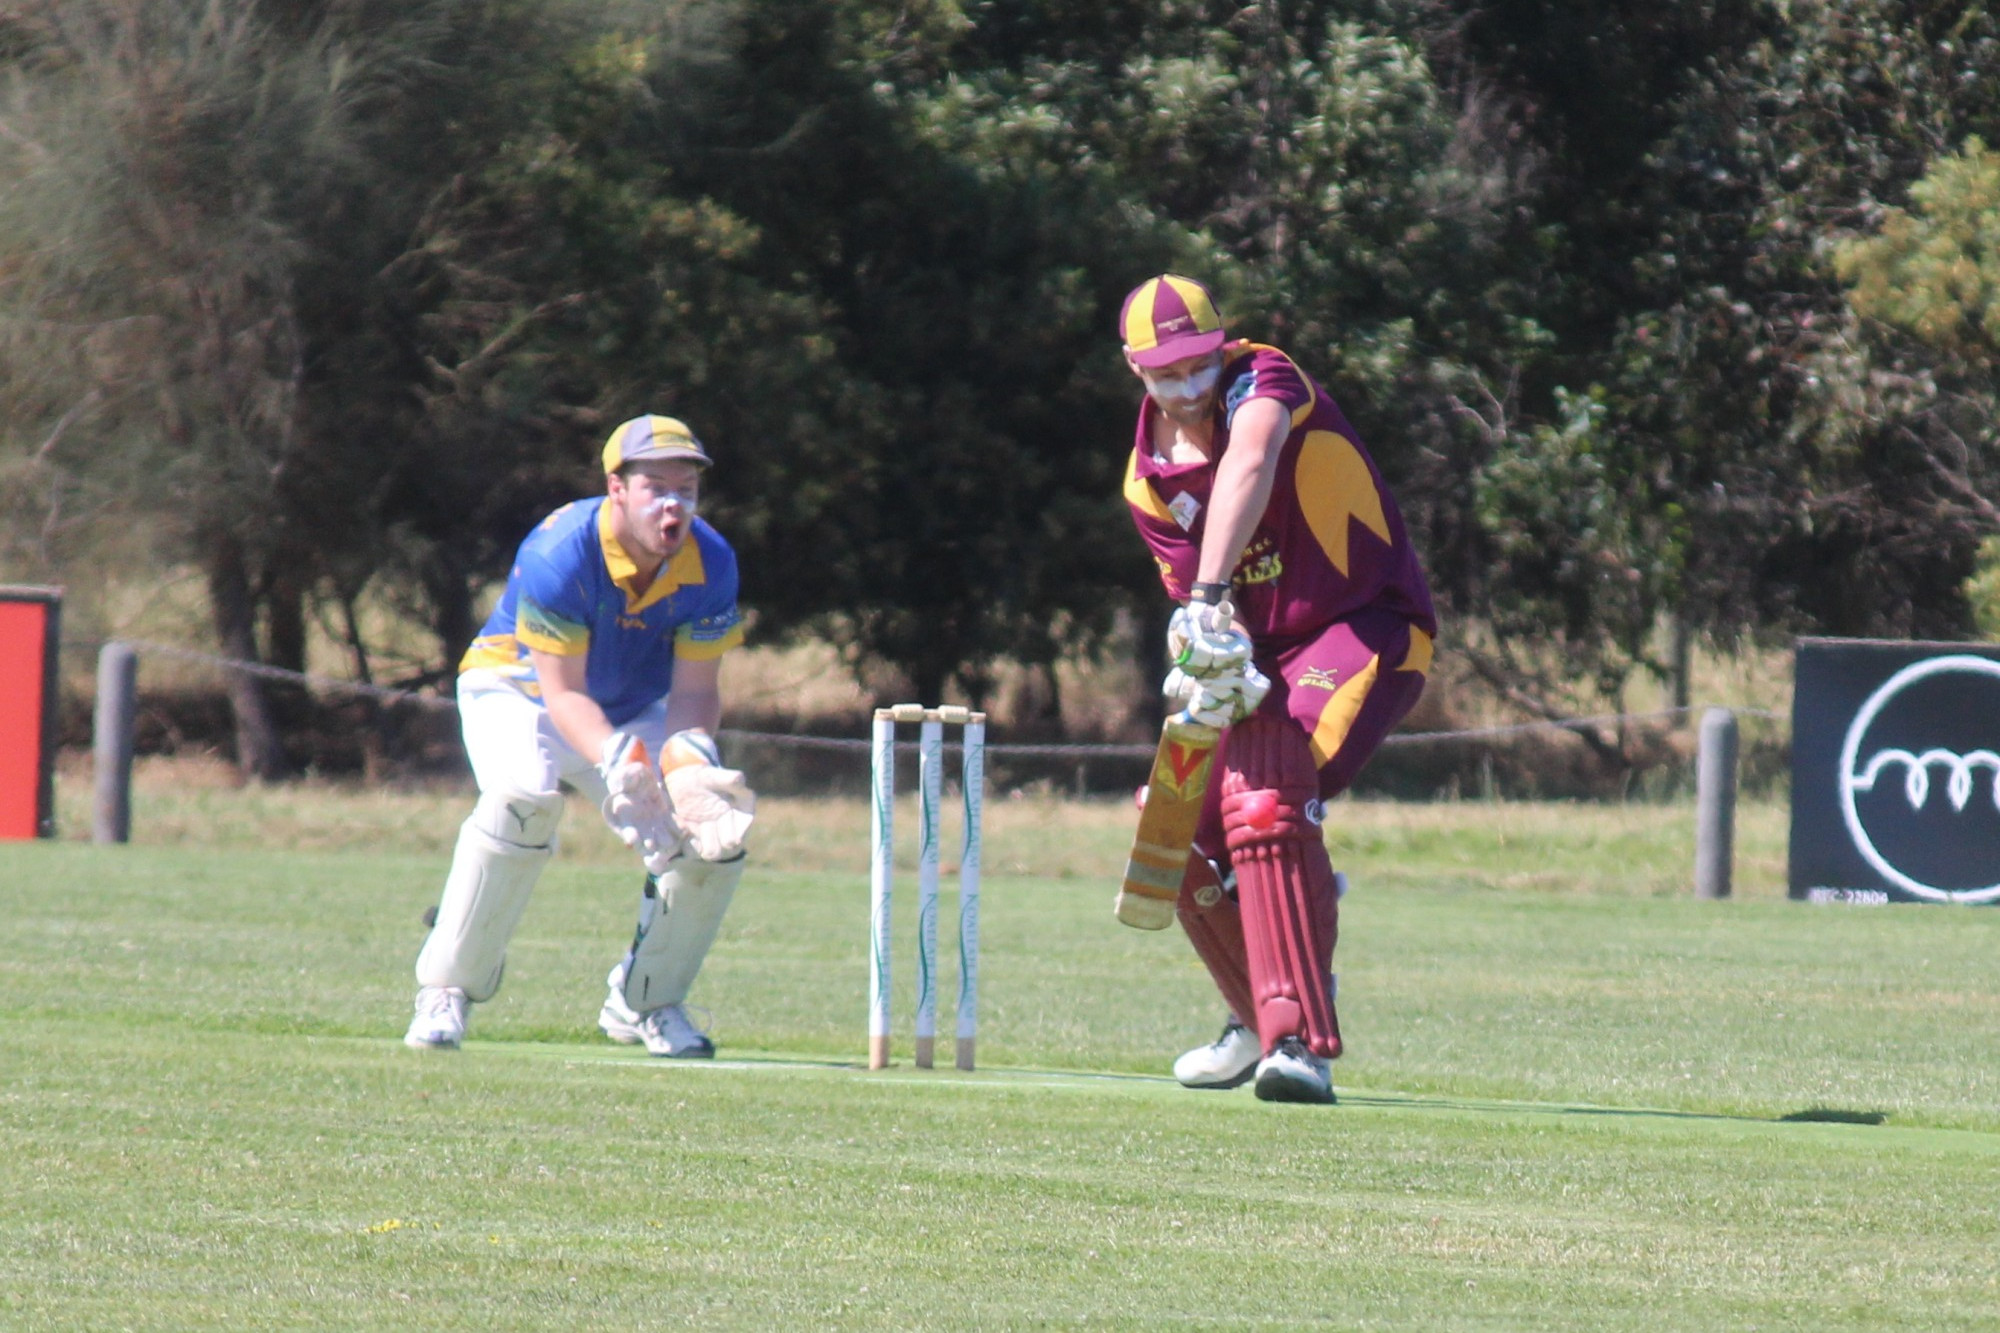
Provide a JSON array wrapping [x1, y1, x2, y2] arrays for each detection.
[[1790, 637, 2000, 904]]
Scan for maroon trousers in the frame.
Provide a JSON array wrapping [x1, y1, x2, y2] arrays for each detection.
[[1176, 608, 1429, 1056]]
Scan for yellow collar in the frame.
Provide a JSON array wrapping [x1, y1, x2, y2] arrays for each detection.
[[598, 499, 706, 613]]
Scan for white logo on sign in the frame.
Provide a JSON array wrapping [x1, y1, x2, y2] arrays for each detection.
[[1167, 491, 1201, 531], [1838, 654, 2000, 904]]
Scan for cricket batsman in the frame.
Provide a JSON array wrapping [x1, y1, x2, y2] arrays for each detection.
[[1119, 275, 1437, 1102], [404, 415, 756, 1057]]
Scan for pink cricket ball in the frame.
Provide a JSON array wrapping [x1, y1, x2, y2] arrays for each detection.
[[1241, 791, 1278, 829]]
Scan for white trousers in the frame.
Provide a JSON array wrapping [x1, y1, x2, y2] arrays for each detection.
[[457, 669, 669, 805], [412, 674, 670, 998]]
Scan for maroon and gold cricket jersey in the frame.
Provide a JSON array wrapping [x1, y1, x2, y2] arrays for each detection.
[[1123, 341, 1437, 651]]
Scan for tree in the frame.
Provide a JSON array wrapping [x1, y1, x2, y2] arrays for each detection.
[[0, 0, 603, 773], [1414, 0, 2000, 725], [866, 0, 1554, 704], [574, 0, 1179, 707], [1834, 134, 2000, 561], [0, 0, 388, 774], [1838, 137, 2000, 360]]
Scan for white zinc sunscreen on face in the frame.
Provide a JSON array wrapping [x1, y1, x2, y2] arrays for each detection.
[[642, 488, 697, 522], [1146, 361, 1221, 409]]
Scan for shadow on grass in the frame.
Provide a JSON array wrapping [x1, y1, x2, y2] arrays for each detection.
[[311, 1035, 1912, 1131], [1779, 1107, 1889, 1126], [1335, 1092, 1888, 1130]]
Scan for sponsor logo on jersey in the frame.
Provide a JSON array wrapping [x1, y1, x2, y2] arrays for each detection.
[[517, 599, 586, 650], [1234, 534, 1283, 585], [1224, 371, 1257, 422], [1297, 666, 1342, 692], [617, 614, 648, 631], [1154, 557, 1185, 600]]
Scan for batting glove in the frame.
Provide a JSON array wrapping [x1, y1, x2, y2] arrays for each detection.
[[1163, 660, 1271, 729], [598, 732, 683, 876], [660, 728, 757, 862], [1167, 598, 1254, 679]]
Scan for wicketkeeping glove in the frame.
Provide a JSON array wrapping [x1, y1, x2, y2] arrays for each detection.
[[1167, 598, 1254, 678], [598, 732, 683, 875], [660, 728, 757, 862]]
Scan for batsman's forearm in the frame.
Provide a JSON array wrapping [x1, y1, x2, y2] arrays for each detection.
[[1194, 398, 1287, 587], [1196, 455, 1277, 585]]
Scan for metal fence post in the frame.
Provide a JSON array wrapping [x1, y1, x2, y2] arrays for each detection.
[[1695, 706, 1738, 899], [93, 641, 137, 844]]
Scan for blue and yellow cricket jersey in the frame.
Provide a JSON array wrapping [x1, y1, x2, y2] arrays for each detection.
[[459, 498, 744, 726]]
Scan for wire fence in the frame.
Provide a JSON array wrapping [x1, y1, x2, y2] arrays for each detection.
[[62, 637, 1787, 777]]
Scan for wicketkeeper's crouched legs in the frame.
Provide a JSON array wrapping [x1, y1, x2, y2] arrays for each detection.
[[618, 854, 744, 1012], [1222, 714, 1342, 1059], [416, 787, 564, 1001], [1176, 850, 1256, 1029]]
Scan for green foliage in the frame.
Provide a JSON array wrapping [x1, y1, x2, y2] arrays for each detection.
[[1458, 0, 2000, 699], [13, 0, 2000, 734], [0, 1, 597, 764], [1965, 534, 2000, 638], [1472, 388, 1682, 700], [1839, 136, 2000, 355], [533, 0, 1182, 704]]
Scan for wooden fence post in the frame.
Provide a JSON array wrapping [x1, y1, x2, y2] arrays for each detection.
[[1695, 706, 1738, 900], [93, 641, 137, 844]]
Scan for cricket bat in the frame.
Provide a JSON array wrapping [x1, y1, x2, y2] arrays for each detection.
[[1114, 713, 1221, 929]]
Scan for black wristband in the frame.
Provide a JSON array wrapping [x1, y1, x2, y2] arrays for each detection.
[[1189, 581, 1231, 605]]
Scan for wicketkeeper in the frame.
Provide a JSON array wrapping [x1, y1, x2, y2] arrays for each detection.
[[1119, 275, 1438, 1102], [404, 415, 757, 1057]]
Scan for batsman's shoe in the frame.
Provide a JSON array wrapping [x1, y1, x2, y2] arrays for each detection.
[[1173, 1019, 1260, 1090], [404, 985, 469, 1050], [1253, 1036, 1335, 1104]]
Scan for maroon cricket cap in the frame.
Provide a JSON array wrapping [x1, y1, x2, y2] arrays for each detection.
[[1120, 275, 1228, 367]]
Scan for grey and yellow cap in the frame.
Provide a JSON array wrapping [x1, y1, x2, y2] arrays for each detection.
[[601, 415, 712, 473]]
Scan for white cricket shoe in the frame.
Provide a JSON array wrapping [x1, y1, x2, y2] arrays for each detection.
[[1253, 1035, 1335, 1104], [1174, 1019, 1260, 1090], [600, 965, 714, 1058], [404, 986, 468, 1050]]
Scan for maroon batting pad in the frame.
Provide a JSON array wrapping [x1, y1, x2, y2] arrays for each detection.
[[1176, 851, 1255, 1026], [1221, 715, 1342, 1059]]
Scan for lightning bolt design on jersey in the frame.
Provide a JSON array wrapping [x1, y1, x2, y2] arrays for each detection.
[[1121, 342, 1437, 646], [1294, 430, 1392, 576]]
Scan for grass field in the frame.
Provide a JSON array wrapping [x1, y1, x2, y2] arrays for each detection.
[[6, 768, 2000, 1328]]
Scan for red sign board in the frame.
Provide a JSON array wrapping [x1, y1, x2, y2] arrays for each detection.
[[0, 588, 60, 840]]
